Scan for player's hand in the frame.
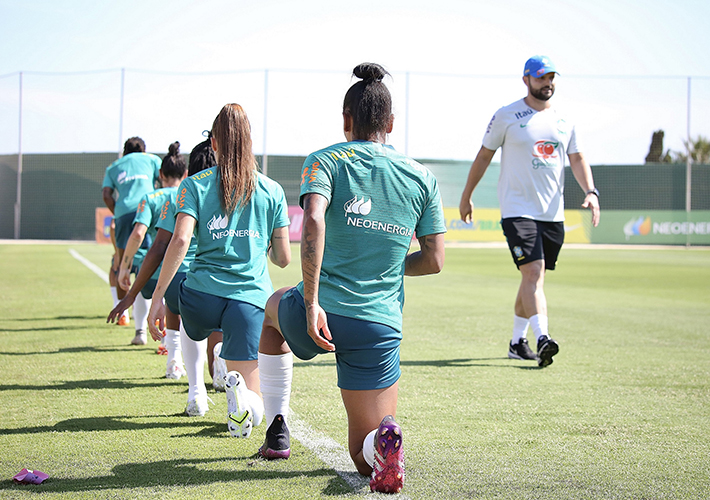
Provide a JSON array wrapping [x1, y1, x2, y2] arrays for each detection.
[[582, 194, 601, 227], [459, 198, 474, 224], [148, 300, 167, 341], [306, 303, 335, 352], [107, 294, 135, 324], [117, 266, 131, 291]]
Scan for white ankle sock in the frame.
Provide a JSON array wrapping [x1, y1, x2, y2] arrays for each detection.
[[110, 286, 119, 306], [530, 314, 549, 340], [181, 324, 207, 402], [258, 352, 293, 427], [165, 328, 182, 366], [362, 428, 377, 468], [512, 315, 530, 343], [132, 295, 151, 332]]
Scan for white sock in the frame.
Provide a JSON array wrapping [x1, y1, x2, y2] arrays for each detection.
[[165, 328, 182, 366], [362, 429, 377, 467], [258, 352, 293, 427], [181, 324, 207, 403], [512, 315, 530, 343], [530, 314, 549, 340], [132, 295, 151, 332]]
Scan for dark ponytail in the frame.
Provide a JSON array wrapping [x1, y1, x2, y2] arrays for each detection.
[[343, 63, 392, 140], [161, 141, 187, 180]]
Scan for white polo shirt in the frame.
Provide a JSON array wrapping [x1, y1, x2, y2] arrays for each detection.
[[482, 98, 580, 222]]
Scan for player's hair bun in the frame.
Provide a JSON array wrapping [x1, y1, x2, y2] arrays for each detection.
[[353, 63, 388, 83], [168, 141, 181, 156]]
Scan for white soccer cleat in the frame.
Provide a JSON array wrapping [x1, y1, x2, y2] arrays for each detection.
[[225, 371, 253, 438], [166, 359, 186, 380], [212, 342, 227, 392], [184, 397, 210, 417]]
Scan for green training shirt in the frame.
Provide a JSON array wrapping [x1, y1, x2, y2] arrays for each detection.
[[298, 141, 446, 332], [175, 167, 290, 307]]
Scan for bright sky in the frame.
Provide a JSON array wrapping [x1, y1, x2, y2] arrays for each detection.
[[1, 0, 709, 164]]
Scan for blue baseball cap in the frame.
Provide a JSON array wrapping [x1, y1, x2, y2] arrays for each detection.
[[524, 55, 558, 77]]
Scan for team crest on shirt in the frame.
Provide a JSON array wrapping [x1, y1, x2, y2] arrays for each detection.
[[531, 140, 560, 169]]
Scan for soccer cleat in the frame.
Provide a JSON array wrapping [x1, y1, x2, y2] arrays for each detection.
[[225, 371, 253, 438], [212, 343, 227, 392], [184, 398, 209, 417], [117, 314, 130, 326], [508, 338, 537, 360], [370, 415, 405, 494], [166, 360, 186, 380], [536, 335, 559, 368], [130, 330, 147, 345], [259, 414, 291, 459]]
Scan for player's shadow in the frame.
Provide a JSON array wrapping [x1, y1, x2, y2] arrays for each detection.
[[0, 345, 144, 355], [297, 357, 541, 370], [3, 315, 106, 322], [0, 377, 173, 392], [0, 414, 225, 438], [0, 456, 352, 496]]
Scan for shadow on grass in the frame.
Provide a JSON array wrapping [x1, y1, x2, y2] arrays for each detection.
[[296, 357, 541, 370], [0, 377, 176, 392], [0, 345, 147, 355], [0, 414, 226, 437], [0, 456, 352, 496], [1, 315, 107, 322]]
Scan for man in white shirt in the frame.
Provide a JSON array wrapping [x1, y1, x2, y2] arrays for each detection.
[[459, 55, 600, 367]]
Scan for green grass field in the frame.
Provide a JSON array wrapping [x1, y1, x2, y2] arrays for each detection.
[[1, 242, 709, 499]]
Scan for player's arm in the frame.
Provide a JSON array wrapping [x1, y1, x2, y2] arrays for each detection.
[[459, 146, 496, 223], [568, 152, 600, 227], [107, 228, 172, 324], [102, 187, 116, 214], [118, 222, 147, 290], [268, 226, 291, 268], [405, 233, 445, 276], [148, 213, 195, 340], [300, 193, 334, 352]]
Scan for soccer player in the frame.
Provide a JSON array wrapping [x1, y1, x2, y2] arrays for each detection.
[[118, 142, 188, 376], [147, 104, 291, 432], [108, 138, 225, 415], [102, 137, 161, 344], [257, 63, 446, 494], [459, 55, 601, 367]]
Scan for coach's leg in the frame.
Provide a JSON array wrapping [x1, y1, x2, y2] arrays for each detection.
[[515, 259, 546, 319]]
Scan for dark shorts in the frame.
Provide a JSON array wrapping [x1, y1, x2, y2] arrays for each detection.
[[501, 217, 565, 270], [140, 272, 185, 316], [278, 288, 401, 391], [178, 282, 262, 361], [114, 212, 152, 251]]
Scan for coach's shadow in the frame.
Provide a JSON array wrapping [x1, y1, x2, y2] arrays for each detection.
[[0, 456, 352, 496]]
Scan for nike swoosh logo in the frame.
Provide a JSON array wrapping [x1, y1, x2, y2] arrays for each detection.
[[520, 123, 528, 128]]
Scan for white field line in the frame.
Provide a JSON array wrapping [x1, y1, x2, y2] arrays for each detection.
[[69, 248, 109, 284], [70, 248, 405, 496]]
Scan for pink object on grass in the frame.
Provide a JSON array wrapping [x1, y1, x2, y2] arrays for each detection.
[[13, 468, 49, 484]]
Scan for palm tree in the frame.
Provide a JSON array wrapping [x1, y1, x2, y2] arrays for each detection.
[[672, 136, 710, 164]]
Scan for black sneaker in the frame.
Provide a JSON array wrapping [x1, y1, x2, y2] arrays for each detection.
[[536, 335, 559, 368], [259, 414, 290, 459], [508, 338, 537, 360]]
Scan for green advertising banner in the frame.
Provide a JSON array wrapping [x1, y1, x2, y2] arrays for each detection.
[[591, 211, 710, 245]]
